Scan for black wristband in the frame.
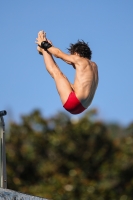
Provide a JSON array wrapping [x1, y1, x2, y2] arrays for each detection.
[[40, 41, 52, 51]]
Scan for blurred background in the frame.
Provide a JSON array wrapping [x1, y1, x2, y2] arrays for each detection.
[[0, 1, 133, 199]]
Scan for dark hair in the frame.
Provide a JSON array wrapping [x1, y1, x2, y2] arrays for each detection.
[[67, 40, 92, 60]]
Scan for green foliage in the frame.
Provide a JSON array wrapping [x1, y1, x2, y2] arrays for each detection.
[[6, 109, 133, 200]]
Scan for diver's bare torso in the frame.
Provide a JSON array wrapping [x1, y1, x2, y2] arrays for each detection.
[[72, 57, 98, 108]]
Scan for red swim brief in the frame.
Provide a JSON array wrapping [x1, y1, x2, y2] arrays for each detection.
[[63, 92, 86, 114]]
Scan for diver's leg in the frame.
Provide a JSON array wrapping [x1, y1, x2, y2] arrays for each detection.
[[41, 49, 73, 104]]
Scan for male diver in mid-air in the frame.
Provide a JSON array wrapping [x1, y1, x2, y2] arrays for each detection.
[[35, 31, 98, 115]]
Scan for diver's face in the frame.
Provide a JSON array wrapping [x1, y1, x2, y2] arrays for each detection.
[[74, 52, 79, 56]]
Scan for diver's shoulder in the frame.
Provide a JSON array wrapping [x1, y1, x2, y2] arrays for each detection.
[[90, 60, 97, 66], [90, 60, 98, 70]]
